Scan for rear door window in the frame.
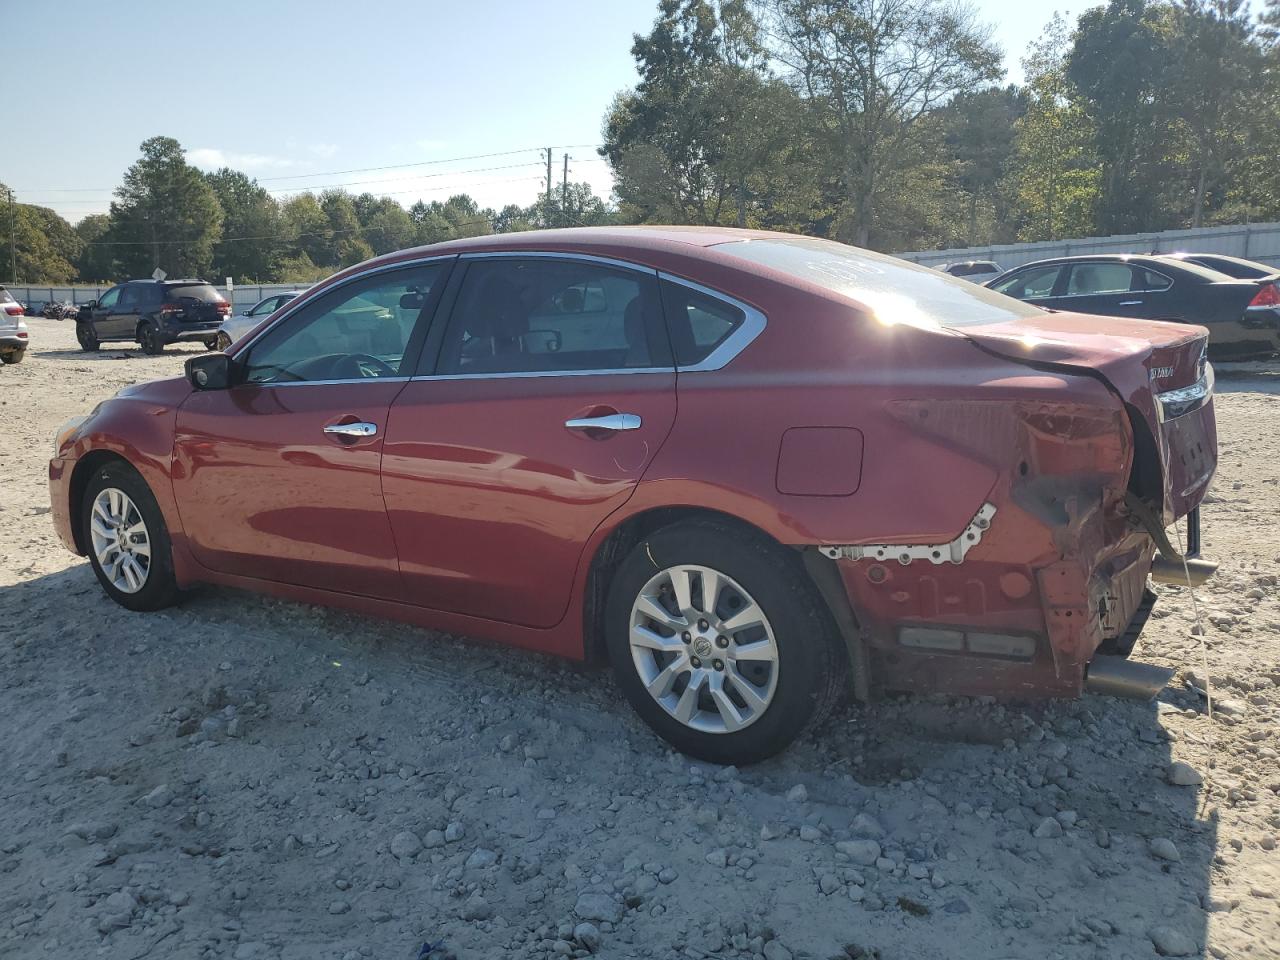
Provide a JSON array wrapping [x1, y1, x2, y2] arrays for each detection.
[[433, 258, 668, 375], [1065, 263, 1135, 296]]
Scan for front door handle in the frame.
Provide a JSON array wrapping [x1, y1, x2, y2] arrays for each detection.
[[1119, 300, 1144, 306], [324, 421, 377, 438], [564, 413, 642, 432]]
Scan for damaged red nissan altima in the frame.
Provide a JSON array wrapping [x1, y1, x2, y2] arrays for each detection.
[[49, 227, 1216, 764]]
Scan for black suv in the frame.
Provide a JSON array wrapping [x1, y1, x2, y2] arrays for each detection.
[[76, 279, 231, 354]]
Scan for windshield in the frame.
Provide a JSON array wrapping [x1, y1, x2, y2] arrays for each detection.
[[714, 236, 1043, 328]]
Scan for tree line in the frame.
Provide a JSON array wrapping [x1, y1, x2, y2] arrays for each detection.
[[4, 0, 1279, 284], [604, 0, 1280, 251], [0, 138, 612, 284]]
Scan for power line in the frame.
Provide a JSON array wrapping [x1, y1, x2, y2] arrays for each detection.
[[11, 144, 606, 194]]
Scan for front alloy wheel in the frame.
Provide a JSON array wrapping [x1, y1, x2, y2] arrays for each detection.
[[629, 564, 779, 733], [88, 487, 151, 593], [82, 461, 180, 611]]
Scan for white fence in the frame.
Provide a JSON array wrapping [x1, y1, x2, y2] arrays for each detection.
[[895, 221, 1280, 271], [0, 283, 304, 311]]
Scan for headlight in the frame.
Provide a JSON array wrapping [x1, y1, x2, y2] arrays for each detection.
[[53, 415, 88, 457]]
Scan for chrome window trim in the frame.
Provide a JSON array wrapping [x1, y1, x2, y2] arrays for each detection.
[[456, 250, 660, 276], [245, 376, 413, 388], [657, 272, 766, 372], [1002, 262, 1175, 300], [410, 367, 671, 383], [233, 253, 458, 359]]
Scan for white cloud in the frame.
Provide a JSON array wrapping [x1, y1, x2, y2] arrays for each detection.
[[186, 148, 300, 171], [308, 143, 339, 159]]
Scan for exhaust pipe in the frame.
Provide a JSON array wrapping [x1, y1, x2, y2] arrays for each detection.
[[1149, 554, 1218, 587], [1086, 655, 1174, 701]]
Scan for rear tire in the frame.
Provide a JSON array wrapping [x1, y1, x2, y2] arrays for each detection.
[[82, 461, 181, 612], [138, 322, 164, 355], [605, 519, 846, 764], [76, 324, 99, 352], [203, 339, 219, 351], [215, 332, 233, 351], [1, 349, 24, 364]]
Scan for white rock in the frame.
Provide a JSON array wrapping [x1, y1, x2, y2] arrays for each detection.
[[1149, 837, 1181, 862], [389, 831, 422, 860], [1149, 925, 1197, 956], [785, 784, 808, 803], [140, 784, 173, 808], [763, 941, 793, 960], [574, 922, 601, 951], [1167, 762, 1203, 786], [1034, 817, 1063, 839], [835, 839, 881, 865], [851, 813, 885, 838], [465, 848, 498, 869], [574, 892, 623, 923]]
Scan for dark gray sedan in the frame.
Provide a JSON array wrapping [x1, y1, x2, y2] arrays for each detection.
[[986, 254, 1280, 356]]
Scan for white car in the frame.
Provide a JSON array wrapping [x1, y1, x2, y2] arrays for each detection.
[[0, 286, 29, 364], [215, 291, 305, 349]]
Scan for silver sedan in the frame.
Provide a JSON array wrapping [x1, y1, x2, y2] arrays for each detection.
[[215, 291, 305, 349]]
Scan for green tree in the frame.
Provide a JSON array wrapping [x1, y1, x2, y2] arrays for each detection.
[[1007, 16, 1102, 241], [279, 193, 329, 267], [762, 0, 1004, 246], [939, 86, 1024, 244], [204, 169, 280, 282], [318, 190, 372, 267], [1067, 0, 1177, 233], [1164, 0, 1261, 226], [354, 194, 417, 255], [0, 187, 81, 282], [603, 0, 804, 227], [74, 214, 117, 282], [108, 136, 223, 278]]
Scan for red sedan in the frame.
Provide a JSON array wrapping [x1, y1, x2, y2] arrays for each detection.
[[49, 227, 1217, 763]]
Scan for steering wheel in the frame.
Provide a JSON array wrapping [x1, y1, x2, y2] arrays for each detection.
[[333, 353, 396, 379]]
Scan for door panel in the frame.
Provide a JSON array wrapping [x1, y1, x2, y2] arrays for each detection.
[[173, 381, 406, 597], [381, 373, 677, 627], [381, 254, 677, 629], [170, 260, 451, 598]]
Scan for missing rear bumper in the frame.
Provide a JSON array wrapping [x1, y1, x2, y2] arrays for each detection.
[[819, 503, 997, 565]]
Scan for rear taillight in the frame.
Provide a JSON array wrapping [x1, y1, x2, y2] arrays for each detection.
[[1249, 283, 1280, 308], [217, 302, 231, 315], [17, 331, 27, 338], [3, 305, 22, 316]]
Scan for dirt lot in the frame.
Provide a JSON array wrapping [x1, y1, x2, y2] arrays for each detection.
[[1, 316, 1278, 960]]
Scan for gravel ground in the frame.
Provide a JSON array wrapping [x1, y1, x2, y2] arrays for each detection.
[[1, 317, 1278, 960]]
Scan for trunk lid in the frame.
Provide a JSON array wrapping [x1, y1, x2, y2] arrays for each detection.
[[959, 310, 1216, 523]]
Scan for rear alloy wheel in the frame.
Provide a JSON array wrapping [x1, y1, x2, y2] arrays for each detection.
[[606, 520, 845, 764], [215, 332, 232, 351], [76, 324, 100, 352], [138, 323, 164, 355], [83, 462, 180, 611]]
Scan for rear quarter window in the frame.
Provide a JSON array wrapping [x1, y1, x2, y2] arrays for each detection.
[[717, 237, 1042, 328]]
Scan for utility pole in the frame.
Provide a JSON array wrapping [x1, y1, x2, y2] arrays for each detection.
[[562, 153, 569, 219], [5, 187, 15, 283], [544, 147, 553, 228]]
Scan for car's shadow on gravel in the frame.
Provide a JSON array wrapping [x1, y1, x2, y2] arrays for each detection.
[[0, 564, 1219, 959], [33, 346, 206, 362]]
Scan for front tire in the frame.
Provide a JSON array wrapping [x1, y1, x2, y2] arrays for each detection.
[[76, 324, 100, 352], [82, 461, 181, 612], [215, 332, 233, 351], [605, 520, 846, 764], [138, 323, 164, 355]]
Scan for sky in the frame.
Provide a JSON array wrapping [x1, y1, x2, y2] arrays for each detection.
[[3, 0, 1096, 225]]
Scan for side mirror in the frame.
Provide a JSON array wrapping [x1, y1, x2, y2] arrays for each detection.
[[83, 300, 97, 310], [185, 352, 234, 390]]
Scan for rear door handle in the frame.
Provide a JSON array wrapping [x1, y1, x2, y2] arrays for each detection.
[[1119, 300, 1143, 306], [564, 413, 642, 432], [324, 421, 378, 437]]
